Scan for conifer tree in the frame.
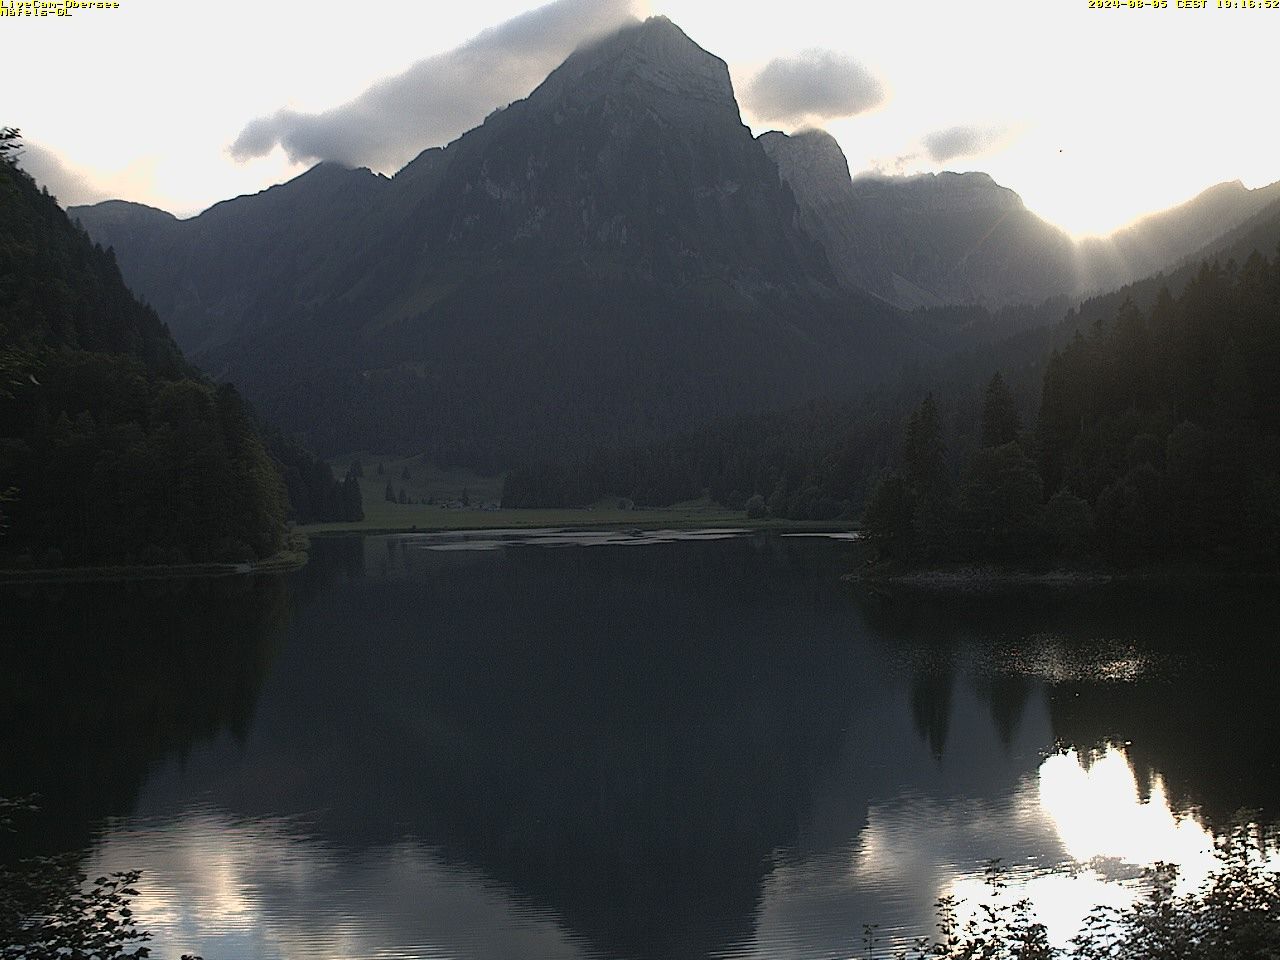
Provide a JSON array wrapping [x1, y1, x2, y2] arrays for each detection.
[[980, 372, 1020, 448]]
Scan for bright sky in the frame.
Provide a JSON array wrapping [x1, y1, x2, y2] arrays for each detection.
[[6, 0, 1277, 236]]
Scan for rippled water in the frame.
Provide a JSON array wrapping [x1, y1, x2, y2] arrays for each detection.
[[2, 532, 1278, 960]]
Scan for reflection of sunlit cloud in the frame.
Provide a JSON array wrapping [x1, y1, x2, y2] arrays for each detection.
[[746, 784, 1064, 958], [752, 743, 1272, 957], [89, 809, 592, 960], [1039, 746, 1217, 885], [942, 744, 1277, 947]]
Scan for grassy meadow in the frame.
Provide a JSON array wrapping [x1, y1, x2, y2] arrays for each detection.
[[304, 454, 767, 534]]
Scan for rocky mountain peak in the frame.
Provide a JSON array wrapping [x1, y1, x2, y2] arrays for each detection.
[[759, 129, 855, 203], [528, 15, 737, 118]]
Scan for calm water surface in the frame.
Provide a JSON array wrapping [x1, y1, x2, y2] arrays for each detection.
[[3, 531, 1278, 960]]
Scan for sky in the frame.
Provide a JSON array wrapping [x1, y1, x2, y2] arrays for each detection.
[[6, 0, 1278, 237]]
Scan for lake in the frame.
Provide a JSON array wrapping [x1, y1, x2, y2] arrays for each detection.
[[2, 531, 1278, 960]]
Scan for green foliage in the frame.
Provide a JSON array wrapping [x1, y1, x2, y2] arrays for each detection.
[[0, 355, 288, 565], [981, 373, 1021, 448], [870, 831, 1280, 960], [0, 860, 152, 960], [959, 442, 1044, 564], [865, 250, 1280, 571], [1, 797, 148, 960], [263, 427, 362, 524], [340, 469, 363, 521], [0, 798, 204, 960], [862, 472, 914, 560], [0, 133, 293, 567], [904, 395, 947, 496], [1036, 253, 1280, 568], [1042, 488, 1092, 559], [0, 485, 13, 534], [0, 143, 184, 378], [504, 246, 1280, 576], [857, 395, 957, 562], [1065, 834, 1280, 960], [0, 128, 21, 164]]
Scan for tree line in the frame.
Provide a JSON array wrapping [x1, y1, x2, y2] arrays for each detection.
[[0, 130, 359, 567], [865, 252, 1280, 568], [505, 248, 1280, 571]]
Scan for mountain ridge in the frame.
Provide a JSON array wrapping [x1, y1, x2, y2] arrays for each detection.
[[64, 17, 1280, 465], [73, 17, 915, 464], [760, 127, 1280, 309]]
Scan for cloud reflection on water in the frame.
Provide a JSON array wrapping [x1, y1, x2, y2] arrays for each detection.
[[748, 742, 1260, 958], [88, 742, 1259, 960], [91, 811, 593, 960]]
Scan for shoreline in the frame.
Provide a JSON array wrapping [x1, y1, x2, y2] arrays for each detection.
[[0, 537, 310, 585], [0, 522, 858, 581], [300, 512, 855, 538], [846, 563, 1280, 592]]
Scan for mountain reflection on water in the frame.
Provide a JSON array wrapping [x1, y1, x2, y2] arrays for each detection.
[[2, 532, 1277, 960]]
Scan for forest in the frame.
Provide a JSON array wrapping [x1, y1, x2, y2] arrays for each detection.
[[506, 249, 1280, 571], [0, 131, 360, 568]]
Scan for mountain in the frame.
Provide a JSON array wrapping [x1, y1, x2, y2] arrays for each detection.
[[73, 18, 916, 465], [761, 129, 1078, 308], [0, 150, 291, 566], [1077, 178, 1280, 294], [760, 128, 1280, 310], [72, 17, 1277, 467], [70, 166, 390, 356]]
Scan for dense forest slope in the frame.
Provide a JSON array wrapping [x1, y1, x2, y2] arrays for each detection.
[[864, 250, 1280, 569], [0, 136, 355, 567], [507, 235, 1280, 574]]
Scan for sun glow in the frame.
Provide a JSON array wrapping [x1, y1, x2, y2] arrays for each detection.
[[5, 0, 1273, 233]]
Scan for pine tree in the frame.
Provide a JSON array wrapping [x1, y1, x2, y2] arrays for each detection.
[[342, 472, 364, 521], [861, 472, 913, 560], [980, 373, 1020, 448], [902, 395, 953, 560]]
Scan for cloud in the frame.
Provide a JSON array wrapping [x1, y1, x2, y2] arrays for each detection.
[[230, 0, 642, 172], [17, 142, 111, 207], [867, 152, 921, 177], [923, 124, 1014, 163], [741, 49, 886, 125]]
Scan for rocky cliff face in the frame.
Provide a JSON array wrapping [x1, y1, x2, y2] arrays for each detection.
[[760, 128, 1280, 309], [71, 17, 909, 463], [375, 16, 830, 292], [761, 129, 1078, 308], [759, 129, 894, 299]]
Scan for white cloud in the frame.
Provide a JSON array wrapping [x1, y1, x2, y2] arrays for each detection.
[[741, 49, 885, 125], [16, 142, 109, 207], [16, 141, 160, 210], [230, 0, 642, 171], [922, 124, 1016, 164]]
